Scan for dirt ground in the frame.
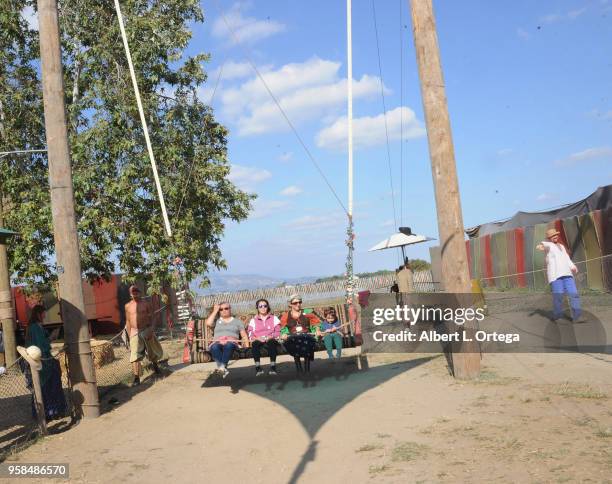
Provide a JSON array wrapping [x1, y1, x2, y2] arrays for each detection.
[[4, 344, 611, 484]]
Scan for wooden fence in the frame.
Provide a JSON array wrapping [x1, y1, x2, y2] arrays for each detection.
[[194, 270, 436, 316]]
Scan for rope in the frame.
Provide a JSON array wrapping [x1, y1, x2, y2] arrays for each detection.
[[479, 253, 612, 281], [175, 57, 227, 222], [212, 0, 348, 215], [0, 149, 47, 159], [113, 0, 172, 237], [371, 0, 398, 230]]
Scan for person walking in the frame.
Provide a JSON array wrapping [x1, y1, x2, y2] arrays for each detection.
[[247, 299, 281, 376], [125, 285, 164, 386], [537, 228, 582, 322], [205, 302, 249, 378]]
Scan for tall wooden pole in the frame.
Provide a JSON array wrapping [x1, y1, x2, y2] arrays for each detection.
[[37, 0, 100, 417], [409, 0, 480, 379], [0, 200, 17, 366]]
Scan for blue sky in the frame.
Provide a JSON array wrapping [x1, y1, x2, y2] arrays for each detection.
[[184, 0, 612, 279]]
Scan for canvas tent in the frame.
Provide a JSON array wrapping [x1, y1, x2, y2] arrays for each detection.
[[464, 185, 612, 292]]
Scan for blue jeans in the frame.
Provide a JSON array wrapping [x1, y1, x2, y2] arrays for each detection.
[[550, 276, 581, 320], [210, 342, 237, 367]]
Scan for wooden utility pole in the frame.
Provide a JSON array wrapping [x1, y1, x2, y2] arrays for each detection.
[[0, 200, 17, 366], [37, 0, 100, 417], [409, 0, 480, 379]]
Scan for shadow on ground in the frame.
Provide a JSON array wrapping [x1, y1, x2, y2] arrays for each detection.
[[202, 354, 438, 483]]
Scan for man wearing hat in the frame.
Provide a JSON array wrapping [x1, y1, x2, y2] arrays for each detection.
[[537, 228, 581, 321], [125, 285, 164, 386]]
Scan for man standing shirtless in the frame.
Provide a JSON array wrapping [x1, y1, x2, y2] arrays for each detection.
[[125, 285, 163, 386]]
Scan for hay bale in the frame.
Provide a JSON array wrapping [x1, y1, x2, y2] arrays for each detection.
[[90, 340, 115, 368]]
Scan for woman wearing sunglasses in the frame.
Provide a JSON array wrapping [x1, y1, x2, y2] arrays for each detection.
[[247, 298, 281, 376], [280, 294, 321, 373], [205, 302, 249, 378]]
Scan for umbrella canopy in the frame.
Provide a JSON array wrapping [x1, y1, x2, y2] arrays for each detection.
[[368, 232, 435, 251]]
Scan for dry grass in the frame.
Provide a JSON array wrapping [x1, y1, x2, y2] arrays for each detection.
[[355, 443, 383, 453], [555, 382, 607, 399], [391, 441, 429, 462]]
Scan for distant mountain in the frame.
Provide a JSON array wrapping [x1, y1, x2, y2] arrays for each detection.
[[190, 273, 319, 295]]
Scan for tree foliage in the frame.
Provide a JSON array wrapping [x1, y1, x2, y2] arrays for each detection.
[[0, 0, 253, 291]]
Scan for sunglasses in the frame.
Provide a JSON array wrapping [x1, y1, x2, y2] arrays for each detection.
[[290, 300, 302, 305], [220, 306, 231, 311], [257, 304, 268, 308]]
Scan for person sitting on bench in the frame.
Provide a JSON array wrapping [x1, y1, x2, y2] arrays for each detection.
[[247, 298, 281, 376], [320, 307, 343, 359], [280, 294, 320, 373], [206, 303, 249, 378]]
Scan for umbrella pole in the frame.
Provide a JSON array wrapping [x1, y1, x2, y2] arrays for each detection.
[[401, 246, 406, 264]]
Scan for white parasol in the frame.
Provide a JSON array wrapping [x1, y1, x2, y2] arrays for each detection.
[[368, 233, 436, 252]]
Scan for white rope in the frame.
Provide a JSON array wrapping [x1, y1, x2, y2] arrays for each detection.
[[0, 149, 47, 159], [347, 0, 353, 218], [479, 253, 612, 281], [113, 0, 172, 237]]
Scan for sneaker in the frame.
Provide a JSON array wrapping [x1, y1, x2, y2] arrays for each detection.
[[130, 375, 141, 387], [255, 367, 264, 376], [152, 363, 162, 375], [222, 368, 230, 379], [268, 367, 278, 376]]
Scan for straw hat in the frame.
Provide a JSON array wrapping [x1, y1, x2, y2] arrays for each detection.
[[26, 345, 42, 362], [546, 228, 560, 239]]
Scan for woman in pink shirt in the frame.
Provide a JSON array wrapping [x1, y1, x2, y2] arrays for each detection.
[[247, 299, 281, 376]]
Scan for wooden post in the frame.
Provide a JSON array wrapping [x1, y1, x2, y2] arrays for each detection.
[[0, 199, 17, 367], [409, 0, 480, 379], [37, 0, 100, 416]]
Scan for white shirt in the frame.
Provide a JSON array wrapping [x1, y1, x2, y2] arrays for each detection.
[[541, 241, 576, 283]]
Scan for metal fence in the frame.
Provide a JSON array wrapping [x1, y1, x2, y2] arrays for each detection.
[[0, 330, 173, 461], [195, 270, 436, 315]]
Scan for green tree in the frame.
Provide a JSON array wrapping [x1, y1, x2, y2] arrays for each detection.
[[0, 0, 252, 291], [408, 259, 431, 272]]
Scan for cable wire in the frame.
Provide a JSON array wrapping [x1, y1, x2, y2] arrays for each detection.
[[399, 0, 404, 226], [212, 0, 348, 215], [371, 0, 398, 230]]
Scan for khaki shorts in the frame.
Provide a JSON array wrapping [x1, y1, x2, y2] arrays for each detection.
[[129, 328, 164, 363]]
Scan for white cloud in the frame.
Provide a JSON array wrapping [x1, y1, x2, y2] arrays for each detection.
[[280, 185, 302, 196], [251, 199, 289, 219], [589, 109, 612, 121], [227, 164, 272, 192], [555, 146, 612, 165], [517, 28, 530, 40], [212, 4, 285, 45], [284, 212, 347, 231], [278, 151, 293, 162], [380, 219, 394, 228], [497, 148, 513, 156], [315, 106, 425, 151], [22, 6, 38, 31], [567, 7, 587, 19], [536, 193, 554, 202], [219, 57, 385, 136], [213, 60, 253, 81], [541, 7, 587, 24]]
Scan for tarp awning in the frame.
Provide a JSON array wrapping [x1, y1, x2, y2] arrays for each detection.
[[465, 184, 612, 239]]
